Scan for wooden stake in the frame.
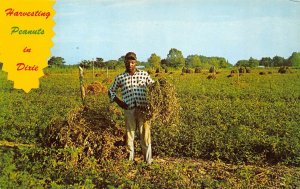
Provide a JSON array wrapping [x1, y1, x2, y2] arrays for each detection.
[[237, 67, 240, 84], [92, 58, 95, 81], [106, 67, 108, 78], [79, 66, 85, 106]]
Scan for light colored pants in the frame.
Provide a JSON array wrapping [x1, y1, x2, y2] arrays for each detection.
[[124, 108, 152, 164]]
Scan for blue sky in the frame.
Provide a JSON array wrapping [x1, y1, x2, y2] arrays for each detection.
[[52, 0, 300, 65]]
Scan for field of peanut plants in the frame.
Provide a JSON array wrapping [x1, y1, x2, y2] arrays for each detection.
[[0, 67, 299, 188]]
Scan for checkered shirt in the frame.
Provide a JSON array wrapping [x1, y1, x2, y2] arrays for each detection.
[[109, 70, 154, 109]]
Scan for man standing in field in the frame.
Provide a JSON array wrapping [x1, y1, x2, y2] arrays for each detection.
[[108, 52, 154, 164]]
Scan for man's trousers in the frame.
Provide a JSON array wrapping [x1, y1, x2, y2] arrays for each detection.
[[124, 108, 152, 164]]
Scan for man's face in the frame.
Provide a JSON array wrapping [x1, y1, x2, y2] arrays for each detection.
[[125, 59, 136, 73]]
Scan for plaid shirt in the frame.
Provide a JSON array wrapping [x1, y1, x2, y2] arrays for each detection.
[[109, 70, 154, 109]]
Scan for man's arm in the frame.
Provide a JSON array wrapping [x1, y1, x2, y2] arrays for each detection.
[[108, 77, 129, 110], [113, 96, 128, 110]]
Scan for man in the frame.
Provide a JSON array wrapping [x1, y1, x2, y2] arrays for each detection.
[[108, 52, 154, 164]]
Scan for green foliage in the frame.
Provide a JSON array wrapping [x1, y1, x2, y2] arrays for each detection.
[[95, 57, 105, 68], [105, 60, 119, 69], [166, 48, 185, 68], [79, 57, 125, 69], [244, 52, 300, 68], [199, 55, 231, 68], [288, 52, 300, 67], [1, 68, 300, 165], [186, 55, 201, 68], [160, 59, 168, 69], [118, 55, 125, 63], [79, 59, 93, 68], [272, 56, 286, 67], [1, 147, 299, 188], [260, 57, 272, 67], [48, 56, 66, 67], [236, 58, 260, 68], [248, 57, 259, 67], [236, 60, 249, 67], [148, 53, 161, 69]]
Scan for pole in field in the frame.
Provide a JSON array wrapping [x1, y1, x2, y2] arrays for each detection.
[[92, 58, 95, 81], [237, 67, 240, 84], [79, 66, 86, 106], [106, 67, 108, 78]]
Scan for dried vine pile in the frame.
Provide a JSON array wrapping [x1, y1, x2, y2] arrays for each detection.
[[141, 78, 180, 125]]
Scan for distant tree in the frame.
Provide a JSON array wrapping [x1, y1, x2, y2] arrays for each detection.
[[260, 57, 272, 67], [95, 57, 105, 68], [287, 52, 300, 67], [48, 56, 66, 67], [116, 56, 126, 68], [0, 62, 2, 70], [166, 48, 185, 68], [219, 59, 232, 68], [186, 55, 201, 68], [235, 60, 249, 67], [248, 57, 259, 67], [160, 59, 168, 69], [198, 55, 231, 68], [148, 53, 161, 69], [118, 56, 125, 63], [199, 56, 211, 68], [105, 60, 119, 69], [272, 56, 286, 67], [235, 57, 258, 67], [79, 60, 93, 68], [209, 57, 219, 67]]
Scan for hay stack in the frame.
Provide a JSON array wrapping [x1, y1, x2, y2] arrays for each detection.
[[209, 66, 216, 73], [95, 73, 102, 77], [194, 67, 201, 73], [186, 68, 192, 73], [102, 78, 112, 84], [278, 66, 291, 74], [239, 67, 245, 73], [246, 67, 251, 73], [259, 71, 266, 75], [86, 81, 107, 95], [141, 78, 180, 125], [41, 105, 126, 164]]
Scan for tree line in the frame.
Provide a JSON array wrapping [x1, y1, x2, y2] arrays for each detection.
[[236, 52, 300, 68], [47, 49, 300, 69]]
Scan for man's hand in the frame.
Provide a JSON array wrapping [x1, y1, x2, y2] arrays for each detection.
[[114, 96, 129, 110]]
